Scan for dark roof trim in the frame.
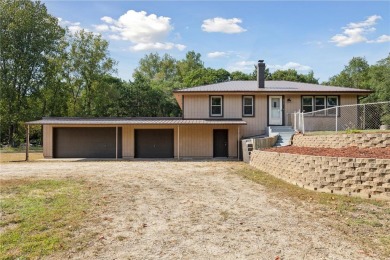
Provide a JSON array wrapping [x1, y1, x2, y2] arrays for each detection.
[[26, 117, 247, 126], [173, 90, 373, 94]]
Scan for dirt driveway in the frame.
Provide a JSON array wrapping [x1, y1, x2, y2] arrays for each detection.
[[0, 161, 374, 259]]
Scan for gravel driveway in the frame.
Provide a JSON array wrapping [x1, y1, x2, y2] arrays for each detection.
[[0, 161, 373, 259]]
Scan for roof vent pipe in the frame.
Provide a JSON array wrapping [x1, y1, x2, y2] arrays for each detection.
[[257, 60, 265, 88]]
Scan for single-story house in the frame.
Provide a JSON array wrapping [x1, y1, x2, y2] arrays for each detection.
[[26, 60, 371, 159]]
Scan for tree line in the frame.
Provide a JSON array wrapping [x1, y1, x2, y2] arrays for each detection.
[[1, 0, 389, 146]]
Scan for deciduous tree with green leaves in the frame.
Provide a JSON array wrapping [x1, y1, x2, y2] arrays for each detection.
[[325, 57, 370, 89], [0, 0, 65, 145], [64, 30, 117, 116]]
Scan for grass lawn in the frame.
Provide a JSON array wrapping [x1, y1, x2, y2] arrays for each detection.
[[235, 165, 390, 258], [0, 146, 43, 153], [0, 153, 43, 163], [0, 179, 92, 260], [304, 129, 390, 135]]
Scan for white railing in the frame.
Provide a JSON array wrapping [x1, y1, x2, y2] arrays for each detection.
[[293, 101, 390, 134]]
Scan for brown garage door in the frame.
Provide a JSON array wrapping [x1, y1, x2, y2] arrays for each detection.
[[135, 129, 174, 158], [53, 127, 122, 158]]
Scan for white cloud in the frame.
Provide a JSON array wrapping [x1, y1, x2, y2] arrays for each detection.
[[131, 42, 186, 51], [227, 60, 256, 72], [201, 17, 246, 34], [101, 16, 115, 24], [330, 15, 389, 47], [58, 17, 86, 34], [94, 24, 109, 32], [207, 51, 228, 58], [370, 34, 390, 43], [268, 62, 312, 71], [98, 10, 185, 51]]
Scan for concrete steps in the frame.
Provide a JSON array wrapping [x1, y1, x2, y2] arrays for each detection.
[[268, 126, 295, 147]]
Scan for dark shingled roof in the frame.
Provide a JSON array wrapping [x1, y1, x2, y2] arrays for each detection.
[[173, 80, 372, 93], [26, 117, 247, 125]]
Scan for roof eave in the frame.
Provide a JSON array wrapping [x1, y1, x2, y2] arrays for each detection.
[[173, 90, 373, 94]]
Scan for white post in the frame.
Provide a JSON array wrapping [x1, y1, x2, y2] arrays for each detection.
[[298, 109, 302, 132], [293, 112, 296, 131], [335, 106, 338, 132], [115, 126, 118, 160], [302, 113, 305, 134], [177, 125, 180, 160]]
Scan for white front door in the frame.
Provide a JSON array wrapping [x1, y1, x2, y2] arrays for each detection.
[[269, 96, 283, 125]]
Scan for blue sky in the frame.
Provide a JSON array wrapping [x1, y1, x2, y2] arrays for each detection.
[[44, 1, 390, 82]]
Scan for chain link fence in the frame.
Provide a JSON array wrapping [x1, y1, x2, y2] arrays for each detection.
[[293, 101, 390, 133]]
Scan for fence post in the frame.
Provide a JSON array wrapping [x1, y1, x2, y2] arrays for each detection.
[[302, 112, 305, 134], [294, 112, 297, 131], [298, 109, 301, 132], [363, 104, 366, 130], [335, 106, 338, 132]]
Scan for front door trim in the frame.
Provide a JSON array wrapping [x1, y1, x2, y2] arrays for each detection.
[[267, 95, 284, 126]]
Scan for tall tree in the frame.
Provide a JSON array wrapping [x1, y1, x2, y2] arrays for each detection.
[[325, 57, 370, 89], [230, 71, 256, 80], [64, 30, 116, 116], [267, 69, 319, 84], [368, 53, 390, 102], [0, 0, 65, 145]]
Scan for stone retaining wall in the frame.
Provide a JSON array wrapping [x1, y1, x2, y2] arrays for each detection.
[[242, 136, 278, 163], [292, 133, 390, 148], [250, 150, 390, 200]]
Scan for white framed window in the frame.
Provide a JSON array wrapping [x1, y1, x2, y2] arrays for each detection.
[[302, 96, 313, 113], [315, 96, 326, 115], [301, 96, 339, 116], [327, 96, 338, 115], [210, 96, 223, 116], [242, 96, 254, 117]]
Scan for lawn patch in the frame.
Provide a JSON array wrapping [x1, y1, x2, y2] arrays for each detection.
[[0, 179, 92, 259], [234, 165, 390, 258], [0, 153, 43, 163]]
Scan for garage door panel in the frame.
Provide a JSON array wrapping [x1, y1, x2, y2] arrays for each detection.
[[135, 129, 173, 158], [53, 127, 122, 158]]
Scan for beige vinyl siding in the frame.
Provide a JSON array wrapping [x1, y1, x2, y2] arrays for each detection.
[[224, 95, 241, 118], [284, 95, 302, 126], [122, 126, 132, 158], [183, 95, 209, 118], [179, 125, 211, 157], [184, 94, 243, 119], [43, 124, 239, 159], [178, 125, 238, 158], [183, 93, 360, 137], [43, 125, 53, 158], [241, 96, 267, 137]]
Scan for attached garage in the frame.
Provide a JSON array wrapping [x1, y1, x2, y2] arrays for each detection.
[[25, 118, 246, 159], [134, 129, 174, 158], [53, 127, 122, 158]]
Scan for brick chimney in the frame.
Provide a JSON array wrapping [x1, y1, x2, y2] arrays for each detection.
[[257, 60, 265, 88]]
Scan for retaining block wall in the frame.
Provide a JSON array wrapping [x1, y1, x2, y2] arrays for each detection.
[[292, 133, 390, 148], [250, 150, 390, 200]]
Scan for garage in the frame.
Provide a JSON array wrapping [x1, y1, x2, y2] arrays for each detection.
[[135, 129, 174, 158], [53, 127, 122, 158]]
